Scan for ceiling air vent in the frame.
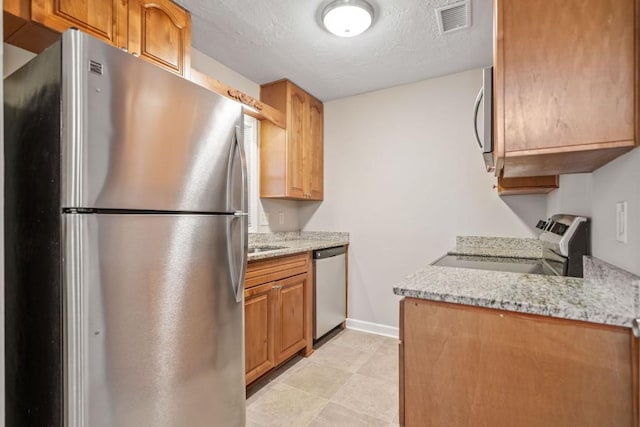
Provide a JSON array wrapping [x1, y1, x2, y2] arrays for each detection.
[[435, 1, 470, 34]]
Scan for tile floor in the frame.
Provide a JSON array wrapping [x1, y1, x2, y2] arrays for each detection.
[[246, 329, 400, 427]]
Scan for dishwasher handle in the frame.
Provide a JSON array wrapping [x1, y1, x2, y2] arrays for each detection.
[[313, 246, 346, 259]]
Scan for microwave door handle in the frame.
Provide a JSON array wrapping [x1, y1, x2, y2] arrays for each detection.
[[473, 87, 484, 150]]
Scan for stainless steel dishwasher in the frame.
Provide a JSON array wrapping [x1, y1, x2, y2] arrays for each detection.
[[313, 246, 347, 340]]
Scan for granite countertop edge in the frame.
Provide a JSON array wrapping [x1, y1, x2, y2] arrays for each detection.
[[247, 232, 349, 261], [393, 253, 640, 329], [393, 285, 630, 328]]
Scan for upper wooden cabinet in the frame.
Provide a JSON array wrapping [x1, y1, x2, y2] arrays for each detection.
[[260, 80, 324, 201], [3, 0, 191, 77], [494, 0, 639, 178], [307, 96, 324, 200], [128, 0, 191, 77], [30, 0, 126, 47]]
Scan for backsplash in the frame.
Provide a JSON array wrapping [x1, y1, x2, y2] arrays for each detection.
[[454, 236, 543, 258], [249, 231, 349, 245], [257, 199, 300, 232], [583, 256, 640, 318], [547, 149, 640, 276]]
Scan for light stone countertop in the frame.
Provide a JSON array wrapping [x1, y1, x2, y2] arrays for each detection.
[[393, 236, 640, 328], [247, 231, 349, 261]]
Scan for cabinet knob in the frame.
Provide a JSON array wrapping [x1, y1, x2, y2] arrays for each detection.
[[132, 52, 139, 57], [120, 47, 128, 52]]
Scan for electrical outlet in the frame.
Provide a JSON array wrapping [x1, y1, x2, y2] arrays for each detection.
[[616, 201, 628, 243], [278, 212, 285, 225]]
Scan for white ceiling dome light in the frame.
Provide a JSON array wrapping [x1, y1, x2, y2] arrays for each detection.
[[322, 0, 375, 38]]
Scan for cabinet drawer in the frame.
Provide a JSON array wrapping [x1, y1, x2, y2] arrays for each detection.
[[245, 253, 308, 289]]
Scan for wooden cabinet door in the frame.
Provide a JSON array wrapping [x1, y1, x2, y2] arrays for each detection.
[[259, 80, 324, 200], [30, 0, 126, 46], [285, 85, 307, 199], [274, 273, 308, 364], [306, 96, 324, 200], [244, 282, 275, 385], [127, 0, 191, 77], [495, 0, 638, 177], [402, 298, 633, 426]]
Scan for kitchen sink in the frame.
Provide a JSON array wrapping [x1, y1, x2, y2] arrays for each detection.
[[248, 246, 286, 254]]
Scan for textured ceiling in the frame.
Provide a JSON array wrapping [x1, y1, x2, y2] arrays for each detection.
[[176, 0, 493, 101]]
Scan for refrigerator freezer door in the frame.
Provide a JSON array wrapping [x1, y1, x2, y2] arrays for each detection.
[[63, 213, 245, 427], [60, 30, 244, 213]]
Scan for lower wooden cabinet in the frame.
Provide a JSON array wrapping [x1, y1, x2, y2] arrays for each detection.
[[244, 282, 276, 385], [244, 253, 313, 386], [274, 273, 309, 364], [400, 298, 636, 426]]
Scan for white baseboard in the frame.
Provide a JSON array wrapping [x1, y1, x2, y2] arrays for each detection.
[[345, 318, 399, 339]]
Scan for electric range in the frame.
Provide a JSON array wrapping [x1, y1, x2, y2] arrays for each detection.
[[432, 214, 590, 278]]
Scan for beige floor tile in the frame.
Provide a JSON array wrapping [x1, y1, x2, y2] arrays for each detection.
[[357, 347, 399, 385], [376, 337, 401, 355], [330, 373, 399, 422], [246, 356, 310, 406], [245, 413, 266, 427], [246, 330, 401, 425], [248, 382, 328, 427], [330, 329, 389, 353], [268, 355, 310, 383], [307, 402, 388, 427], [280, 361, 351, 399], [308, 341, 370, 373]]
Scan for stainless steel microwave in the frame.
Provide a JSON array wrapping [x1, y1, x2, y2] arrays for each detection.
[[473, 66, 494, 172]]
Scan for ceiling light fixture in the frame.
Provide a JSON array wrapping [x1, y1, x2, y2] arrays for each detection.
[[322, 0, 374, 38]]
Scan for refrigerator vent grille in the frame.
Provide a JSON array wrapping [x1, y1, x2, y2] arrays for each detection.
[[89, 60, 103, 75], [436, 1, 470, 34]]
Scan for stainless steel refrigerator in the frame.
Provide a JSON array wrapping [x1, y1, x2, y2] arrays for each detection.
[[5, 29, 248, 427]]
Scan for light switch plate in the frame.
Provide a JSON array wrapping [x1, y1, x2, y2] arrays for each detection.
[[278, 212, 285, 225], [616, 201, 628, 243]]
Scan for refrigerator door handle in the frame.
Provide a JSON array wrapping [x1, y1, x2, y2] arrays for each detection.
[[227, 127, 248, 303], [231, 213, 248, 303], [63, 213, 89, 426]]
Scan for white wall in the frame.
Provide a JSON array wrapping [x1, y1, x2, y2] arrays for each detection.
[[548, 149, 640, 276], [546, 173, 592, 218], [191, 48, 260, 100], [300, 69, 547, 328], [3, 43, 35, 78]]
